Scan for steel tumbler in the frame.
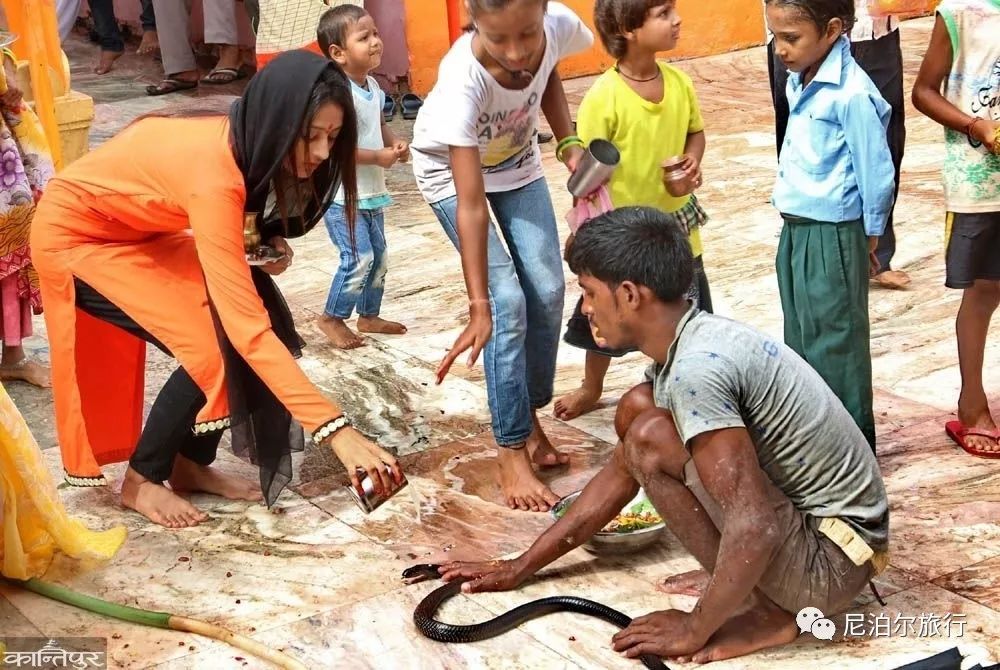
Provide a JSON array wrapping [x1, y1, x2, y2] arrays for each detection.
[[566, 139, 620, 198]]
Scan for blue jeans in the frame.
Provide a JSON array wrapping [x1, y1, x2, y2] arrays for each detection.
[[430, 178, 565, 447], [324, 204, 388, 319]]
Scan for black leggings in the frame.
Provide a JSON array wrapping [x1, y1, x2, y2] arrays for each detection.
[[74, 278, 221, 482]]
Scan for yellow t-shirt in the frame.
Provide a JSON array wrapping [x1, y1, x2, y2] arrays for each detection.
[[576, 61, 705, 256]]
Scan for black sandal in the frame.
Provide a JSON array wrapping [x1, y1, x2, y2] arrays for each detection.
[[145, 78, 198, 96], [200, 67, 246, 85]]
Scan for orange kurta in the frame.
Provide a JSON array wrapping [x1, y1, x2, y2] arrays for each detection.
[[31, 116, 340, 482]]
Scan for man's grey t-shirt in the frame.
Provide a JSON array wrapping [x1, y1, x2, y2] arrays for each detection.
[[647, 308, 889, 551]]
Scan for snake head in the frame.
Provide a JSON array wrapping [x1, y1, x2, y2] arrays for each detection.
[[401, 564, 443, 585]]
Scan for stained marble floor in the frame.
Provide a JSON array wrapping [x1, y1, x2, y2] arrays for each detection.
[[3, 17, 999, 670]]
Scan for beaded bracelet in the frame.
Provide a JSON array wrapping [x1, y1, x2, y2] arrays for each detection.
[[556, 135, 585, 163], [312, 415, 351, 446]]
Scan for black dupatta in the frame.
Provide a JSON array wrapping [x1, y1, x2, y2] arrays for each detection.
[[219, 51, 352, 506]]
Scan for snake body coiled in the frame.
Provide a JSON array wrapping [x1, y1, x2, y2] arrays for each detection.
[[405, 565, 669, 670]]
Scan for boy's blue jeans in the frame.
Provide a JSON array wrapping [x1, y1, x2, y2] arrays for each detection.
[[324, 204, 388, 319], [429, 178, 565, 447]]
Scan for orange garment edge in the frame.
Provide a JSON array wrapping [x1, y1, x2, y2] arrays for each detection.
[[30, 116, 340, 480]]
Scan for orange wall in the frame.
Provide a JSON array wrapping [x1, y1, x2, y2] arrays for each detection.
[[403, 0, 766, 96]]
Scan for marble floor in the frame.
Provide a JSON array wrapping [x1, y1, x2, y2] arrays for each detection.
[[3, 16, 1000, 670]]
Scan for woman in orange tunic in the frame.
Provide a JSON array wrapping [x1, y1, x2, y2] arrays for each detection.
[[31, 50, 403, 529]]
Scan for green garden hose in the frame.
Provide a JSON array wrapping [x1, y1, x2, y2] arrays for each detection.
[[7, 578, 307, 670]]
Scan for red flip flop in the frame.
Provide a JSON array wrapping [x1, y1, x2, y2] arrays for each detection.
[[945, 420, 1000, 459]]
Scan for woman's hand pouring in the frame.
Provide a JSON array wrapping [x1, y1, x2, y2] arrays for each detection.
[[327, 425, 403, 497]]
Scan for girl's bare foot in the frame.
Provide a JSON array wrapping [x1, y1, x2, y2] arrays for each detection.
[[168, 455, 263, 502], [554, 384, 602, 421], [357, 315, 407, 335], [657, 569, 710, 597], [94, 50, 122, 75], [318, 316, 365, 349], [526, 413, 569, 467], [137, 30, 159, 55], [121, 467, 208, 529], [674, 598, 798, 664], [0, 358, 52, 388], [497, 447, 560, 512]]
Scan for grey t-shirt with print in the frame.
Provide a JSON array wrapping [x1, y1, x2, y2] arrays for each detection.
[[647, 308, 889, 551]]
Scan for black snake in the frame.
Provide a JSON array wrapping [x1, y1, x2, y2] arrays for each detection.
[[402, 564, 669, 670]]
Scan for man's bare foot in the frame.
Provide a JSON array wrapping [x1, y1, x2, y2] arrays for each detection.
[[872, 269, 911, 290], [318, 316, 365, 349], [121, 467, 208, 529], [357, 315, 407, 335], [0, 359, 52, 388], [657, 569, 710, 597], [497, 447, 561, 512], [675, 597, 798, 664], [94, 50, 122, 75], [214, 44, 243, 72], [168, 456, 263, 502], [957, 398, 1000, 453], [137, 30, 159, 55], [526, 413, 569, 467], [553, 384, 602, 421]]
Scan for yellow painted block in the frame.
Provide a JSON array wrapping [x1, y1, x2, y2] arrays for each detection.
[[51, 89, 95, 166]]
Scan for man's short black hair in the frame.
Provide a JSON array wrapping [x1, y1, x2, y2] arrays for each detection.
[[567, 206, 693, 302], [317, 4, 368, 55]]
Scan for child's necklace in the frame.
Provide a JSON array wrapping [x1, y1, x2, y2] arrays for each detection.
[[614, 64, 660, 83]]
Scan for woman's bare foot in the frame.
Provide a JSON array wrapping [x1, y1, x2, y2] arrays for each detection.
[[497, 447, 560, 512], [675, 597, 798, 664], [137, 30, 159, 55], [553, 384, 602, 421], [357, 315, 407, 335], [121, 467, 208, 529], [526, 413, 569, 467], [0, 358, 52, 388], [94, 50, 122, 75], [318, 316, 365, 349], [657, 569, 710, 597], [957, 398, 1000, 454], [168, 455, 263, 502]]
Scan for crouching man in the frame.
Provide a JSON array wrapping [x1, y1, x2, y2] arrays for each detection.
[[438, 207, 890, 664]]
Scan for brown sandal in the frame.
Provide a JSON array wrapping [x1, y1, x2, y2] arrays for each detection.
[[146, 78, 198, 96]]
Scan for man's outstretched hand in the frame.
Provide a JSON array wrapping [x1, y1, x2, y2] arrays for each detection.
[[439, 558, 530, 593]]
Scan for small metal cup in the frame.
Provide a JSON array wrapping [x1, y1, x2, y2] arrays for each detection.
[[662, 155, 690, 197], [566, 139, 620, 198], [346, 467, 408, 514]]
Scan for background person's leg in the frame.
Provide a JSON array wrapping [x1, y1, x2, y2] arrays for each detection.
[[853, 32, 906, 280], [149, 0, 198, 93]]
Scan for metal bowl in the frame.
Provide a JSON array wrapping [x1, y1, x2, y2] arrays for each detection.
[[550, 489, 666, 555]]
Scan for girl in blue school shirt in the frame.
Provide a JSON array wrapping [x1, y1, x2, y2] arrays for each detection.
[[764, 0, 895, 452]]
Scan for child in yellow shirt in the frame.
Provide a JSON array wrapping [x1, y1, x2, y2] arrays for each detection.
[[555, 0, 713, 420]]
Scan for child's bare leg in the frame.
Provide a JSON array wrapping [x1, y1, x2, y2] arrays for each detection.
[[554, 351, 610, 420], [956, 279, 1000, 452], [357, 315, 407, 335], [527, 410, 570, 467], [318, 315, 365, 349]]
